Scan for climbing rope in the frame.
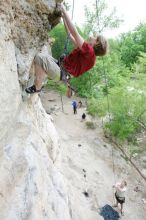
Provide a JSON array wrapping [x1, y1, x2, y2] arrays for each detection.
[[102, 58, 111, 120], [95, 0, 144, 179], [102, 54, 116, 203], [95, 0, 117, 204], [95, 7, 146, 218], [59, 0, 75, 109], [102, 56, 116, 200]]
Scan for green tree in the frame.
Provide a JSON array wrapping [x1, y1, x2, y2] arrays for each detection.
[[119, 23, 146, 67], [83, 0, 123, 36], [132, 52, 146, 75], [105, 87, 146, 142]]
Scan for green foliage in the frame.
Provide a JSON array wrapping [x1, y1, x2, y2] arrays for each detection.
[[83, 0, 123, 36], [119, 24, 146, 67], [49, 23, 74, 59], [133, 52, 146, 74], [47, 80, 66, 94], [105, 87, 146, 141], [71, 69, 99, 97], [49, 23, 85, 60], [87, 97, 98, 116], [130, 52, 146, 92], [87, 97, 107, 117], [86, 121, 96, 129]]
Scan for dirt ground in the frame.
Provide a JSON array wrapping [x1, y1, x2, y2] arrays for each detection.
[[40, 89, 146, 220]]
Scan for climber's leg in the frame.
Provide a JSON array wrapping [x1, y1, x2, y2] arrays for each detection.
[[34, 63, 47, 90], [25, 54, 60, 94], [25, 64, 46, 93], [35, 54, 60, 82]]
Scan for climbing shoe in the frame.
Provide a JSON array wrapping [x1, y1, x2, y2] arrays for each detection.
[[25, 85, 42, 94]]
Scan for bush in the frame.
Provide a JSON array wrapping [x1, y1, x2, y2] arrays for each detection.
[[86, 121, 96, 129], [105, 116, 138, 141], [87, 97, 108, 117], [104, 87, 146, 142], [47, 80, 66, 94]]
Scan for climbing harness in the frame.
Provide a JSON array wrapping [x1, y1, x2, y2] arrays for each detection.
[[58, 56, 74, 99]]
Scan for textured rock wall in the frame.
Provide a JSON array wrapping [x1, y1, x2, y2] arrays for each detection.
[[0, 0, 62, 156], [0, 1, 72, 219]]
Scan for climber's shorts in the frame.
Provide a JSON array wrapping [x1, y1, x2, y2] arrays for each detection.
[[34, 54, 60, 82], [115, 193, 125, 204]]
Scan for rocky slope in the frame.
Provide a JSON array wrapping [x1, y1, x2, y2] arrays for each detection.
[[0, 1, 73, 219], [41, 89, 146, 220]]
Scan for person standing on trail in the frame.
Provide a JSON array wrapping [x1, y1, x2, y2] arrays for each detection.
[[25, 4, 108, 94], [82, 113, 86, 120], [72, 100, 77, 114], [113, 180, 127, 216], [78, 101, 82, 108]]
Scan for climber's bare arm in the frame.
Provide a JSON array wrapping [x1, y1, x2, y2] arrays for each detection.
[[63, 17, 77, 47], [61, 5, 84, 49]]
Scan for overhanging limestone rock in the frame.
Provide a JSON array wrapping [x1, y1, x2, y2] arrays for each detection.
[[0, 1, 73, 219], [0, 0, 62, 159]]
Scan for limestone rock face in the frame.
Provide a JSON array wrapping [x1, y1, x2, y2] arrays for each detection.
[[0, 0, 62, 84], [0, 1, 72, 219]]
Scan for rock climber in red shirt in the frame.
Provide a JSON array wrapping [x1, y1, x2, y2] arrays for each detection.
[[25, 4, 108, 94]]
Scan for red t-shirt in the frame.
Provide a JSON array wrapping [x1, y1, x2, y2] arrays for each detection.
[[63, 42, 96, 77]]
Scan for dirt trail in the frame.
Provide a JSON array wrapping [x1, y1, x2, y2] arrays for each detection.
[[41, 89, 146, 220]]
